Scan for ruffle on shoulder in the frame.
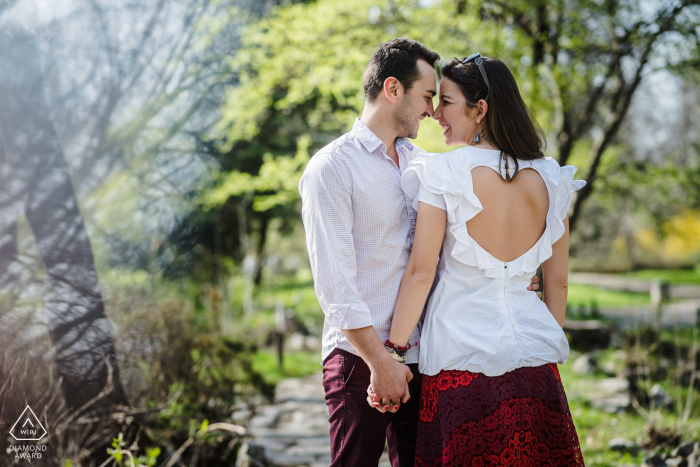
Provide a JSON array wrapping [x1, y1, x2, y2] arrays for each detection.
[[401, 151, 586, 279], [401, 150, 483, 271], [535, 158, 586, 245]]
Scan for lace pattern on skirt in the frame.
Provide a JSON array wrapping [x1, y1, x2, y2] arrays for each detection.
[[416, 364, 584, 466]]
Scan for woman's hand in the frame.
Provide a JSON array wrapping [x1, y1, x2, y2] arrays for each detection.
[[366, 385, 404, 413]]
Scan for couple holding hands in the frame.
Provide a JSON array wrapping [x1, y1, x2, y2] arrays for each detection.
[[299, 38, 586, 466]]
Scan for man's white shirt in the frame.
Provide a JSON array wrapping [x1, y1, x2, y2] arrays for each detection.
[[299, 118, 425, 364]]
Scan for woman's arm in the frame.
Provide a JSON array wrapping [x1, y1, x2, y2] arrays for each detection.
[[388, 202, 447, 347], [541, 215, 570, 327]]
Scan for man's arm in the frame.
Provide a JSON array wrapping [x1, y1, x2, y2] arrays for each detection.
[[299, 154, 410, 405], [342, 327, 412, 409]]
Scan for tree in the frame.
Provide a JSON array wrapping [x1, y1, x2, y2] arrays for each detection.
[[0, 0, 270, 460], [0, 27, 129, 465], [209, 0, 483, 283], [213, 0, 700, 240], [477, 0, 700, 230]]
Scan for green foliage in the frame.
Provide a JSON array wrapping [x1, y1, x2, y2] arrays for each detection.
[[208, 0, 699, 257], [571, 156, 700, 269], [205, 0, 488, 252], [251, 350, 321, 386], [105, 272, 275, 465], [560, 348, 700, 465], [214, 0, 502, 150], [139, 448, 161, 467], [204, 135, 312, 212], [106, 433, 161, 467], [567, 284, 650, 308], [106, 434, 126, 465], [243, 270, 322, 325], [145, 322, 275, 436], [622, 268, 700, 285]]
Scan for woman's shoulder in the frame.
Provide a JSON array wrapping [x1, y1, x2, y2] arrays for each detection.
[[401, 148, 474, 200], [411, 146, 468, 164], [530, 157, 586, 244], [406, 148, 462, 177], [530, 157, 586, 192], [530, 156, 564, 173], [424, 146, 493, 177]]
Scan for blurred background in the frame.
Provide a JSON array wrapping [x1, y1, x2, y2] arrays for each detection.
[[0, 0, 699, 466]]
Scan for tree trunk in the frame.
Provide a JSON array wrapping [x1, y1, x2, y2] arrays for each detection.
[[253, 216, 269, 286], [0, 30, 129, 439]]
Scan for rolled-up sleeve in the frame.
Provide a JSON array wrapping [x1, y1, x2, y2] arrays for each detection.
[[299, 152, 373, 330]]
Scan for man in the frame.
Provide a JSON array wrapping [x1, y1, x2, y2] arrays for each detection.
[[299, 38, 538, 466]]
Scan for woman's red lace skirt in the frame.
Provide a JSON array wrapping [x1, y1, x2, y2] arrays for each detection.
[[416, 364, 584, 466]]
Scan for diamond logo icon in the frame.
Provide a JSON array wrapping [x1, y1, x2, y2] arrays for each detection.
[[9, 406, 47, 441]]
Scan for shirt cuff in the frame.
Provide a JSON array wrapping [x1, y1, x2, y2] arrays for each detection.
[[326, 302, 374, 330]]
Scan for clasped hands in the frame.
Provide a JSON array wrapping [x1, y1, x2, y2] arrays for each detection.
[[366, 358, 412, 413]]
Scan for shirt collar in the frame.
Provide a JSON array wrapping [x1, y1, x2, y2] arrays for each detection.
[[351, 117, 412, 154]]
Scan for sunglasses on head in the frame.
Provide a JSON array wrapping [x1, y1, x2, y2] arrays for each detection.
[[462, 53, 490, 102]]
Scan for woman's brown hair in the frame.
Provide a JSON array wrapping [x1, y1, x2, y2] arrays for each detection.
[[441, 56, 546, 181]]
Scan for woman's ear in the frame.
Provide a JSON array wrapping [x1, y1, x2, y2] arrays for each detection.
[[476, 99, 488, 123]]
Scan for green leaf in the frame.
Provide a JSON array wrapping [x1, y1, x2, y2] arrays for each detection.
[[199, 419, 209, 434]]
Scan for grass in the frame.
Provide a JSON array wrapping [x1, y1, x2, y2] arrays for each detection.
[[620, 268, 700, 285], [251, 350, 321, 386], [561, 348, 700, 467], [568, 283, 650, 308], [559, 351, 647, 466]]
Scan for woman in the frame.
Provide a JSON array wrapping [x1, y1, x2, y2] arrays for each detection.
[[369, 54, 585, 466]]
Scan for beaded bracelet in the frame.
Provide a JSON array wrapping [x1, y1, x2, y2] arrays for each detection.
[[384, 345, 406, 363], [385, 339, 416, 352]]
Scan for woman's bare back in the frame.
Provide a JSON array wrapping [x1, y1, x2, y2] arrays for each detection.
[[466, 166, 549, 262]]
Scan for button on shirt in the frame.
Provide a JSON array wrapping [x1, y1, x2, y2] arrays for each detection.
[[401, 147, 586, 376], [299, 118, 424, 364]]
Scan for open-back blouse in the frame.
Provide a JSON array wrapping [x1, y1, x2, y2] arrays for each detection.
[[401, 146, 586, 377]]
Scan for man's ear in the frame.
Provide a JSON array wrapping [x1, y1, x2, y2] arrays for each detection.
[[383, 77, 402, 104]]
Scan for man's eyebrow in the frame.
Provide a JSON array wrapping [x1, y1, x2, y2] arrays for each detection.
[[425, 89, 436, 97]]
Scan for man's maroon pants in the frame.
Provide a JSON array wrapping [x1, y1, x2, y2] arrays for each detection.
[[322, 348, 422, 467]]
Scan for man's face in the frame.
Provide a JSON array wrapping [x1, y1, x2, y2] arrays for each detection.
[[393, 59, 437, 139]]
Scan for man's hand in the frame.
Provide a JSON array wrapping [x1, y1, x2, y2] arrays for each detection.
[[340, 326, 412, 412], [367, 378, 410, 413], [528, 275, 542, 299], [367, 359, 412, 412]]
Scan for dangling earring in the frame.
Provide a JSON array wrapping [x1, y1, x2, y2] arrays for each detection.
[[473, 123, 482, 144]]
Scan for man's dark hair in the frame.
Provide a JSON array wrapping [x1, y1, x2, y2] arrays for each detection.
[[363, 38, 439, 101]]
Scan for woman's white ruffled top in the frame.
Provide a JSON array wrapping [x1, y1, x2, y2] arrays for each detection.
[[401, 146, 586, 377]]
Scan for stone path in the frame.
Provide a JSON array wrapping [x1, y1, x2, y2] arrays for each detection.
[[246, 372, 391, 467]]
